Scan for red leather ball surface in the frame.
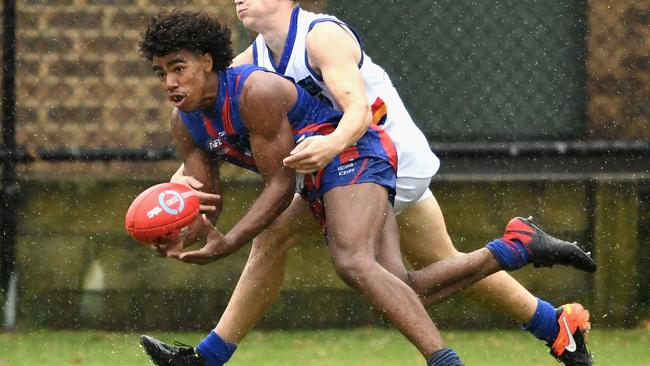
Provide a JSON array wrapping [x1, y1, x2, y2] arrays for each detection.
[[125, 182, 200, 244]]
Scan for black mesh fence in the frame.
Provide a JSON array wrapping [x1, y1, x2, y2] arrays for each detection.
[[326, 0, 588, 142]]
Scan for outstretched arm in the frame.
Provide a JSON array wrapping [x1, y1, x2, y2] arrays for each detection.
[[177, 71, 297, 264], [283, 21, 371, 173]]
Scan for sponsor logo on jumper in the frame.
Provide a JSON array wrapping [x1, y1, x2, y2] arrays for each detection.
[[337, 162, 355, 176], [297, 76, 333, 107], [208, 138, 223, 150]]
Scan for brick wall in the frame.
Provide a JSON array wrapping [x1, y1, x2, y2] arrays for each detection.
[[13, 1, 238, 151], [587, 1, 650, 139], [5, 1, 648, 154], [10, 0, 325, 152]]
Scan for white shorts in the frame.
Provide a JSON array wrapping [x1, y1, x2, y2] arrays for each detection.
[[393, 176, 433, 215], [296, 173, 433, 215]]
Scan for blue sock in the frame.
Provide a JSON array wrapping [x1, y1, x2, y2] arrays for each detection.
[[485, 238, 530, 270], [427, 348, 464, 366], [195, 331, 237, 366], [523, 298, 560, 344]]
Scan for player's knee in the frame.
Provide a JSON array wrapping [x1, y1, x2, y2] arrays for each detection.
[[405, 236, 464, 268], [432, 242, 463, 260], [331, 252, 374, 284], [405, 271, 427, 297], [255, 227, 295, 247], [249, 247, 286, 270], [252, 230, 297, 256]]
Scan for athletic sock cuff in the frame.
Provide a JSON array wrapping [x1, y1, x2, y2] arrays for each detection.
[[523, 298, 560, 344], [427, 347, 464, 366], [196, 330, 238, 366], [486, 238, 529, 271]]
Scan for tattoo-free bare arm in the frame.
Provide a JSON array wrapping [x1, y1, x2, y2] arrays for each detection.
[[283, 22, 371, 172], [170, 109, 222, 243], [222, 71, 297, 251]]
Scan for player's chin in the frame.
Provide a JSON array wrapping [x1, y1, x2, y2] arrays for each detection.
[[169, 95, 195, 112], [173, 101, 193, 112]]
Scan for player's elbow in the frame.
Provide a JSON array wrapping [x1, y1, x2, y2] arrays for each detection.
[[278, 184, 295, 211], [269, 178, 295, 214]]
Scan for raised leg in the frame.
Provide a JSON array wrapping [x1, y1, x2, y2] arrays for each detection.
[[376, 200, 503, 305], [398, 195, 538, 319]]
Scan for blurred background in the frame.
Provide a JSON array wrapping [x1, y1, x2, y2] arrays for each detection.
[[0, 0, 648, 334]]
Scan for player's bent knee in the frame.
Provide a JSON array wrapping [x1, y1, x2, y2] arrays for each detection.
[[249, 243, 289, 269], [404, 271, 428, 297], [252, 229, 298, 255], [331, 253, 375, 285], [255, 227, 296, 248]]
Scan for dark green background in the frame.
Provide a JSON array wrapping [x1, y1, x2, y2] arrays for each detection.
[[327, 0, 587, 141]]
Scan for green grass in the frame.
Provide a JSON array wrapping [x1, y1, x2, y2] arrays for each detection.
[[0, 328, 648, 365]]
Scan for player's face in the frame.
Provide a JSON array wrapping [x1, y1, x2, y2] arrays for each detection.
[[234, 0, 286, 32], [152, 50, 213, 112]]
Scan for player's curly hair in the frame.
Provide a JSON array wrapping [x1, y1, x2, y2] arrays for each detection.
[[139, 9, 233, 72]]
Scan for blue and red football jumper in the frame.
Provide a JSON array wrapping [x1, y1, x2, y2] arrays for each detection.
[[179, 65, 397, 228]]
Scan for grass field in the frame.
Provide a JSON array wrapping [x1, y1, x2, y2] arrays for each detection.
[[0, 328, 648, 365]]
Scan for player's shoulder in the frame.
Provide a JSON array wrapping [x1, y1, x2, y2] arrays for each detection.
[[305, 16, 357, 53], [240, 68, 287, 105], [231, 45, 254, 67], [228, 63, 262, 74], [298, 6, 339, 25], [308, 18, 348, 39], [236, 67, 284, 96], [225, 64, 271, 86], [236, 69, 295, 118]]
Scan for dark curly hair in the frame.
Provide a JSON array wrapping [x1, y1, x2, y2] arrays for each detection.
[[139, 9, 233, 72]]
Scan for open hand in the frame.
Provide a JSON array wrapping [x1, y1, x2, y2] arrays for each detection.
[[170, 175, 221, 213], [151, 236, 184, 257], [168, 214, 230, 265]]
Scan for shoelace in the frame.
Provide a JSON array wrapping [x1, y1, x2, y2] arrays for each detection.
[[173, 341, 194, 349], [171, 341, 202, 366], [172, 341, 196, 354]]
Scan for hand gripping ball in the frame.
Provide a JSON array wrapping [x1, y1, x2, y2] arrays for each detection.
[[125, 182, 200, 244]]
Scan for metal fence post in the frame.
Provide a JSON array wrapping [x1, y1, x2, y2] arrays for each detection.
[[1, 0, 18, 330]]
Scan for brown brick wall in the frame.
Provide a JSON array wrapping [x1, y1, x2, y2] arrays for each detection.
[[12, 1, 249, 151], [587, 1, 650, 139], [10, 1, 324, 152], [5, 0, 647, 153]]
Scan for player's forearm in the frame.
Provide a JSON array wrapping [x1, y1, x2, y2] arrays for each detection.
[[329, 101, 371, 149], [223, 180, 295, 253]]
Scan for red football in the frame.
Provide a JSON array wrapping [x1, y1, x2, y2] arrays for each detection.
[[125, 182, 200, 244]]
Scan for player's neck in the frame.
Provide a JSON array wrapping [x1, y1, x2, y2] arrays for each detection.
[[198, 71, 220, 112], [258, 6, 297, 62]]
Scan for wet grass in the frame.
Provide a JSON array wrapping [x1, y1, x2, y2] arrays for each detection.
[[0, 327, 648, 365]]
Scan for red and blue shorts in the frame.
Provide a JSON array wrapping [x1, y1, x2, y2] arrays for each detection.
[[298, 154, 396, 231]]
